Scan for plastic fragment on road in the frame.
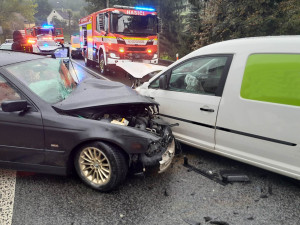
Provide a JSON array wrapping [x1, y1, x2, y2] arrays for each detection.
[[183, 156, 227, 186], [219, 170, 250, 182]]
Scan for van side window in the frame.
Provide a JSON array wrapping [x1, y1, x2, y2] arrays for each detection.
[[0, 75, 21, 110], [168, 56, 229, 95], [241, 54, 300, 107], [149, 77, 160, 89]]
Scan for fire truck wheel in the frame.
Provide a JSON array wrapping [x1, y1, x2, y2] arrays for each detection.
[[99, 54, 107, 75]]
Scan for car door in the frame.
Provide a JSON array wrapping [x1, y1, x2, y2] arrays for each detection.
[[0, 74, 44, 165], [147, 55, 233, 151]]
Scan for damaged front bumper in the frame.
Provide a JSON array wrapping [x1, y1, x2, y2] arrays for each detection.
[[139, 127, 175, 173]]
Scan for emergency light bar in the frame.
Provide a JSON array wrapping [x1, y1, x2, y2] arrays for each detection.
[[113, 5, 155, 12], [134, 6, 155, 12], [42, 25, 54, 29]]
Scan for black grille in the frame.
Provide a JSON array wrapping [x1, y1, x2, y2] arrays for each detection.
[[127, 47, 147, 51]]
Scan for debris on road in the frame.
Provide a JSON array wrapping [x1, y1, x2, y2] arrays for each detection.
[[204, 216, 212, 222], [247, 216, 254, 220], [183, 156, 227, 186], [220, 170, 250, 183], [260, 194, 268, 199], [164, 188, 170, 196], [182, 218, 201, 225], [209, 221, 229, 225]]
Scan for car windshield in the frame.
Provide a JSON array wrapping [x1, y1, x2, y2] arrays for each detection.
[[5, 58, 77, 104], [111, 14, 157, 35]]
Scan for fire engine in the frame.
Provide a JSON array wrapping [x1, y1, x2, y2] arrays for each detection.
[[12, 25, 64, 53], [79, 5, 160, 74]]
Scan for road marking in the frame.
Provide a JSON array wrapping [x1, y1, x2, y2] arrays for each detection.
[[71, 60, 110, 81], [0, 170, 16, 225]]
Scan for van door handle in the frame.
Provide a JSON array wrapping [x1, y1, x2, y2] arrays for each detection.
[[200, 107, 214, 112]]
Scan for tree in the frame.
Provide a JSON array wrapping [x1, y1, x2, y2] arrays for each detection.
[[35, 0, 52, 25], [0, 0, 37, 42], [85, 0, 137, 14], [189, 0, 300, 49]]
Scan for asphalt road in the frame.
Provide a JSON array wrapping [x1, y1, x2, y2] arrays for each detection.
[[2, 59, 300, 225]]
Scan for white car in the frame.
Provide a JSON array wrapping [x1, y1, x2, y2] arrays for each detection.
[[137, 36, 300, 181], [32, 36, 60, 54], [0, 43, 13, 50]]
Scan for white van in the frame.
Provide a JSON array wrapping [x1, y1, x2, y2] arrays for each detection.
[[137, 36, 300, 180]]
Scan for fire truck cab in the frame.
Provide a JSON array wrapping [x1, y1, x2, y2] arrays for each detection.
[[79, 5, 159, 74], [25, 25, 64, 45], [12, 25, 64, 53]]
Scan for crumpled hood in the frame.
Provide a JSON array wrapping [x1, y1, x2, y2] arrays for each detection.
[[53, 78, 158, 112]]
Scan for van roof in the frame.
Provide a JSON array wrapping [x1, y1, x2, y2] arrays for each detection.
[[189, 36, 300, 57]]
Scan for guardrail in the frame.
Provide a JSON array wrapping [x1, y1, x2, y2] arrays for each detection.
[[158, 59, 174, 66]]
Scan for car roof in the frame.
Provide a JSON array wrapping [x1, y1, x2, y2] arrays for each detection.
[[0, 50, 45, 67]]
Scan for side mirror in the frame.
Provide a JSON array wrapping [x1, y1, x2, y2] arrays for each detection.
[[159, 75, 167, 89], [1, 100, 28, 112]]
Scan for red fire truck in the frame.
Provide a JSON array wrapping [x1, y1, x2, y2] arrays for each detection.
[[79, 5, 159, 74], [12, 25, 64, 52]]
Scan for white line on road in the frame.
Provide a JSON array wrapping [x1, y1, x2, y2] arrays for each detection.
[[71, 60, 110, 81], [0, 170, 16, 225]]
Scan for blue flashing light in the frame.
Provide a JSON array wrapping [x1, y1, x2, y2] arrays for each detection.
[[44, 44, 49, 47], [42, 25, 54, 29], [134, 6, 155, 12]]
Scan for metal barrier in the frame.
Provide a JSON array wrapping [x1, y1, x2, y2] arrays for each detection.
[[158, 59, 174, 66]]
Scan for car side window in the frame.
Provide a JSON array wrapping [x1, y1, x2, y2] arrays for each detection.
[[168, 56, 229, 95], [0, 75, 21, 110]]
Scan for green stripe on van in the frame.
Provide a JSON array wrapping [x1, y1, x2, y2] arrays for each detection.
[[241, 54, 300, 107]]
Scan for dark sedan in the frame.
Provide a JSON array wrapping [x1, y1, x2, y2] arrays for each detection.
[[0, 50, 175, 191]]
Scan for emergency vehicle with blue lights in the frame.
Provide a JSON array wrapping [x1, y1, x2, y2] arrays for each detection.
[[79, 5, 160, 74], [12, 25, 64, 53]]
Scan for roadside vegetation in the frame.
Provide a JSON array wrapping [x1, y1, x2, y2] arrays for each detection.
[[1, 0, 300, 59]]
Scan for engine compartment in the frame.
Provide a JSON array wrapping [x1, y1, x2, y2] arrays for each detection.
[[68, 104, 170, 138]]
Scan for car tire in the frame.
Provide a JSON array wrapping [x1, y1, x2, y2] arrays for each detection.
[[99, 53, 107, 75], [74, 141, 128, 191]]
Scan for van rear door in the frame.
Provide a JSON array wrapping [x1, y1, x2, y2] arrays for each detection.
[[215, 53, 300, 179]]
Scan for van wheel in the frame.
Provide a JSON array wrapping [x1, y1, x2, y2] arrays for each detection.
[[74, 141, 128, 191], [99, 54, 107, 75]]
